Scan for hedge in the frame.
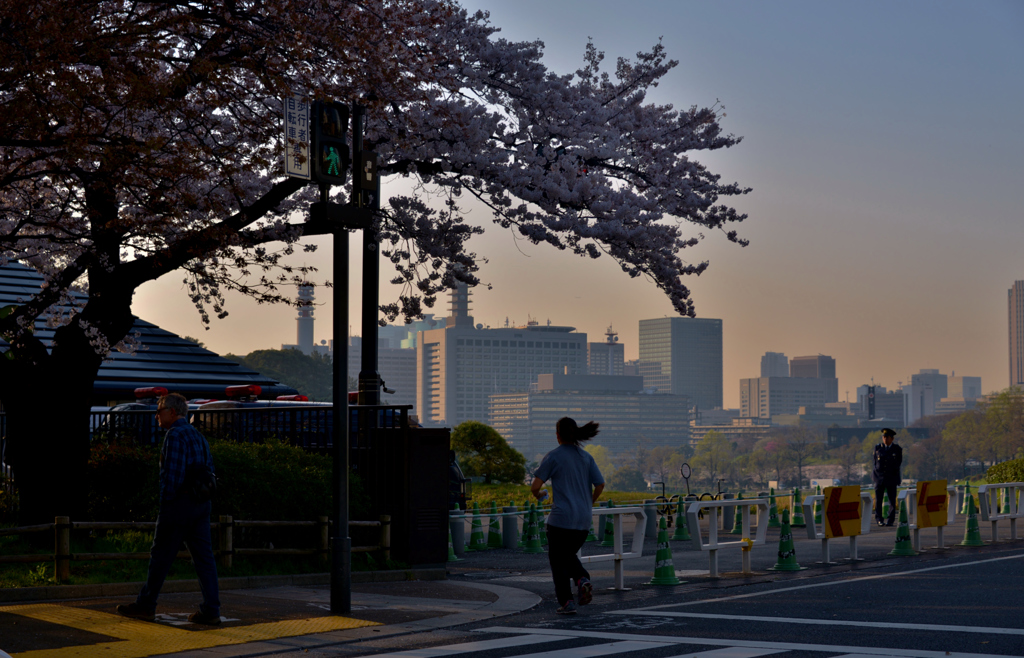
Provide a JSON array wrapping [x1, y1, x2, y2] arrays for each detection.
[[986, 458, 1024, 484], [86, 437, 368, 523]]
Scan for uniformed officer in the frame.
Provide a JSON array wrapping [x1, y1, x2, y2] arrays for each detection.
[[873, 428, 903, 526]]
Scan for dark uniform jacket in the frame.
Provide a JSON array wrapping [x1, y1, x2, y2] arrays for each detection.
[[872, 442, 903, 486]]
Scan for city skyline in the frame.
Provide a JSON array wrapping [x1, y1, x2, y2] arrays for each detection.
[[133, 1, 1024, 409]]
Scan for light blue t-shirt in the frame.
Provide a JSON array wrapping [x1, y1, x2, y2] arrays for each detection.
[[534, 444, 604, 531]]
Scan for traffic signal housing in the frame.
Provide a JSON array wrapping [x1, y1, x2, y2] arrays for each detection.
[[312, 101, 350, 186]]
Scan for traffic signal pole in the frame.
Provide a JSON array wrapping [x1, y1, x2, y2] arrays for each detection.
[[328, 180, 352, 614], [354, 104, 381, 407]]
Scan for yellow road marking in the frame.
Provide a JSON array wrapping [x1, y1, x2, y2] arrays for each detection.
[[1, 603, 380, 658]]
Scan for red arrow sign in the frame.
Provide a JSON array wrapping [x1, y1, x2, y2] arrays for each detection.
[[919, 482, 945, 513], [826, 490, 860, 537]]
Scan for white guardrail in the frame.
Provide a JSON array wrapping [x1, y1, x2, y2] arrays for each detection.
[[977, 482, 1024, 542], [577, 506, 647, 591], [686, 498, 769, 577], [801, 492, 874, 564], [896, 484, 958, 551]]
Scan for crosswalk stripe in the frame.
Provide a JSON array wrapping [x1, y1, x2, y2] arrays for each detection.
[[663, 650, 787, 658], [365, 634, 575, 657], [513, 640, 676, 658], [473, 626, 1011, 658]]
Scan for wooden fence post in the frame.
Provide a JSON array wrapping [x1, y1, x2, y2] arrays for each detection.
[[218, 515, 233, 569], [379, 515, 391, 565], [54, 516, 70, 583], [318, 516, 329, 566]]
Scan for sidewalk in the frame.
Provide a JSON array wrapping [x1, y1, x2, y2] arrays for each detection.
[[0, 511, 1019, 658]]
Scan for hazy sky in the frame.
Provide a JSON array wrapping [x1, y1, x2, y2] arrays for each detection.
[[135, 1, 1024, 408]]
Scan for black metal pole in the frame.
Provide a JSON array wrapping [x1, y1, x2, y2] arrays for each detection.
[[354, 103, 380, 407], [328, 182, 351, 614]]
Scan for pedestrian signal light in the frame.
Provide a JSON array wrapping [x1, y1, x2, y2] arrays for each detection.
[[312, 101, 350, 186]]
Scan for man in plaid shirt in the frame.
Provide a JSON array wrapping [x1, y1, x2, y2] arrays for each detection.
[[116, 393, 221, 625]]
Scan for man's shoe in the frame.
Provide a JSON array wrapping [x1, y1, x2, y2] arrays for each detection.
[[876, 520, 885, 527], [577, 577, 593, 606], [115, 603, 155, 622], [885, 520, 895, 527], [188, 610, 222, 626], [556, 600, 577, 615]]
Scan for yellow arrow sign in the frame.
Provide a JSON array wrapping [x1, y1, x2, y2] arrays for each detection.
[[823, 485, 863, 538], [916, 479, 948, 528]]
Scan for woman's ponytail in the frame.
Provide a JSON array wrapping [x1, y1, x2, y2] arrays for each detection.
[[556, 417, 599, 446]]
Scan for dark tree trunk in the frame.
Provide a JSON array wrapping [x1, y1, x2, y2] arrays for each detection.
[[3, 357, 96, 526]]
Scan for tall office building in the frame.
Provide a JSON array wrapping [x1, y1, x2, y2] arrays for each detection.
[[489, 374, 689, 460], [790, 354, 838, 403], [947, 376, 982, 399], [760, 352, 789, 378], [1011, 281, 1024, 388], [415, 285, 587, 428], [739, 377, 834, 419], [911, 369, 948, 401], [638, 317, 723, 411], [588, 326, 624, 376]]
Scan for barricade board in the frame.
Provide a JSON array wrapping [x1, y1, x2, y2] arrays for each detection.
[[823, 485, 863, 538], [916, 479, 948, 528]]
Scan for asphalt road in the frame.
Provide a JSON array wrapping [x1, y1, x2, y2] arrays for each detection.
[[289, 545, 1024, 658]]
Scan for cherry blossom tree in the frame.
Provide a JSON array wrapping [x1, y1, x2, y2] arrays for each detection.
[[0, 0, 749, 523]]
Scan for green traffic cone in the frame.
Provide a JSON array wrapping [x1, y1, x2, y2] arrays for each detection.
[[959, 495, 986, 547], [961, 482, 972, 514], [447, 526, 462, 562], [730, 492, 745, 535], [600, 500, 616, 547], [487, 501, 503, 548], [671, 497, 690, 541], [522, 505, 544, 554], [648, 517, 682, 585], [888, 499, 918, 556], [882, 492, 891, 521], [468, 501, 486, 551], [518, 499, 529, 547], [768, 488, 781, 528], [813, 485, 823, 525], [769, 509, 806, 571], [1001, 487, 1010, 515], [586, 507, 598, 542], [791, 488, 806, 527]]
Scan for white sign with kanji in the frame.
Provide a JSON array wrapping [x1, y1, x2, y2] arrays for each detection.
[[283, 97, 310, 180]]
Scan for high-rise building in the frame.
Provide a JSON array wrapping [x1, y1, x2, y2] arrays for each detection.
[[947, 376, 982, 399], [739, 377, 834, 419], [902, 383, 936, 425], [1011, 281, 1024, 387], [588, 326, 624, 376], [415, 285, 587, 428], [911, 369, 948, 401], [489, 374, 689, 460], [347, 337, 417, 410], [638, 317, 723, 411], [790, 354, 838, 403], [760, 352, 789, 378]]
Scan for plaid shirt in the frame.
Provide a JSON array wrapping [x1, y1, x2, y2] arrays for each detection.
[[159, 418, 215, 501]]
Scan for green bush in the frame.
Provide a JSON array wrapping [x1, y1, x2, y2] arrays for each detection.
[[83, 436, 365, 523], [987, 458, 1024, 484]]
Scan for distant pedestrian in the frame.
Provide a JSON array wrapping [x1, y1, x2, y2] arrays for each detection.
[[873, 428, 903, 527], [531, 417, 605, 615], [116, 393, 221, 625]]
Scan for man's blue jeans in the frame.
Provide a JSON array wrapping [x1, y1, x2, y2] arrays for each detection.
[[137, 497, 220, 616]]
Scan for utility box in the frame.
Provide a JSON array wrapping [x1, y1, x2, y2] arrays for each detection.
[[351, 423, 449, 566]]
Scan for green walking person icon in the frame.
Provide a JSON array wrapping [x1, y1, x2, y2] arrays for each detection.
[[323, 145, 342, 176]]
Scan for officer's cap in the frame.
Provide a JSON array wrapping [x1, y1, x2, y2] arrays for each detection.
[[881, 428, 896, 437]]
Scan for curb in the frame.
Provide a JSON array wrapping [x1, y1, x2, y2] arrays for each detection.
[[0, 568, 446, 603]]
